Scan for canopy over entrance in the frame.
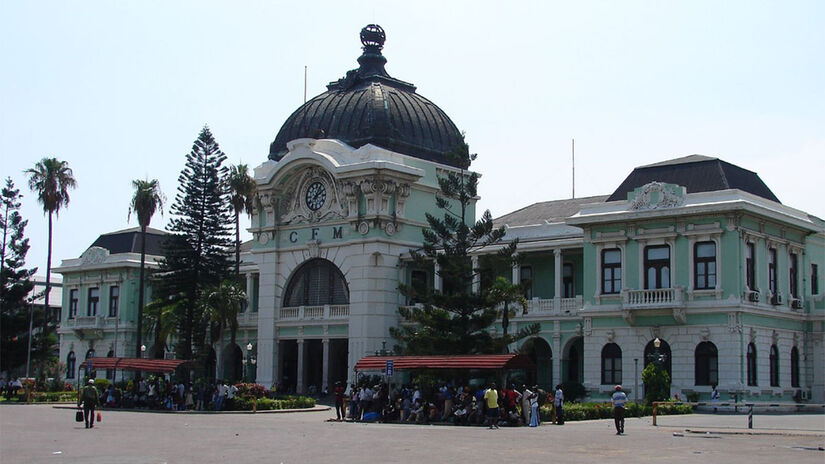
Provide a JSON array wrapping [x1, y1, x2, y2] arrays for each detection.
[[80, 357, 191, 374], [354, 354, 535, 371]]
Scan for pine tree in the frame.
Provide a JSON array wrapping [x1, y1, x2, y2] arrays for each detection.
[[157, 126, 232, 369], [0, 178, 38, 374], [392, 138, 538, 355]]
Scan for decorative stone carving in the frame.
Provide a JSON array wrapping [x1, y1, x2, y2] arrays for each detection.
[[630, 182, 686, 210], [673, 306, 686, 325], [575, 323, 582, 336], [772, 330, 779, 345], [280, 167, 347, 225], [384, 222, 396, 236], [307, 239, 321, 258], [700, 328, 711, 341], [621, 310, 635, 325], [357, 221, 370, 235], [606, 329, 615, 343], [728, 312, 742, 333], [81, 246, 109, 265], [584, 317, 592, 336], [749, 327, 757, 343]]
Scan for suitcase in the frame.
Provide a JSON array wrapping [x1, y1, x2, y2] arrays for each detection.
[[75, 410, 83, 422]]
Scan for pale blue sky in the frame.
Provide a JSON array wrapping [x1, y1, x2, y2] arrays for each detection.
[[2, 0, 823, 274]]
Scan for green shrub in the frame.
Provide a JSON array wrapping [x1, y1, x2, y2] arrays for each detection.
[[538, 401, 690, 422], [230, 395, 315, 411], [642, 363, 670, 404]]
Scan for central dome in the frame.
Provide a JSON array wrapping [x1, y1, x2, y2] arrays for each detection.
[[269, 25, 465, 167]]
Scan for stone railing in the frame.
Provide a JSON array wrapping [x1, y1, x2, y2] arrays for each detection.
[[622, 287, 685, 309], [238, 311, 258, 327], [64, 315, 103, 329], [279, 304, 350, 321]]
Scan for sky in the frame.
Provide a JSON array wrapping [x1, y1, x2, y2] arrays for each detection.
[[1, 0, 823, 276]]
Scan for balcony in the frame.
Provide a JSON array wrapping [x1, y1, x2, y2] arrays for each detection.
[[279, 304, 350, 321], [524, 296, 583, 316], [65, 315, 103, 329], [621, 287, 686, 324]]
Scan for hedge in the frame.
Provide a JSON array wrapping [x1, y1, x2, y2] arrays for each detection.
[[540, 401, 692, 422], [0, 391, 78, 403], [231, 395, 316, 411]]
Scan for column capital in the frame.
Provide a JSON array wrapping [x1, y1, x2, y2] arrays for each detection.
[[554, 248, 563, 257]]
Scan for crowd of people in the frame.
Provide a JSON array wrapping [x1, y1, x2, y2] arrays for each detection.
[[332, 380, 568, 427], [91, 378, 243, 411]]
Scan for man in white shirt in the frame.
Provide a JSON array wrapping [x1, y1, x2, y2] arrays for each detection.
[[612, 385, 628, 434], [554, 384, 564, 425]]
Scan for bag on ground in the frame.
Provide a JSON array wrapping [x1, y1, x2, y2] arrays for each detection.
[[75, 410, 83, 422], [96, 411, 102, 422]]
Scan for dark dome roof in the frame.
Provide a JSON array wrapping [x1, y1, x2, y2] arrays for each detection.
[[269, 25, 465, 167]]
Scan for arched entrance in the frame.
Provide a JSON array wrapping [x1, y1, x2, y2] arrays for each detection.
[[221, 344, 243, 383], [643, 338, 672, 377], [519, 337, 553, 390], [563, 336, 584, 384], [204, 347, 217, 381], [280, 258, 350, 394]]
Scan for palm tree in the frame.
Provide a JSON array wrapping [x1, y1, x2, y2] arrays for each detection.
[[141, 295, 182, 357], [226, 164, 256, 280], [128, 179, 164, 358], [201, 280, 245, 349], [25, 158, 76, 354]]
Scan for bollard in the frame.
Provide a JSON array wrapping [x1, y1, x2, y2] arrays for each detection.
[[652, 402, 658, 426], [748, 405, 753, 429]]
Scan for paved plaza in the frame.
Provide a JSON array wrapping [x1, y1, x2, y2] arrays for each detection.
[[1, 405, 823, 464]]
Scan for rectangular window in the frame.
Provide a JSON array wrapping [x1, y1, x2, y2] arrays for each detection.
[[694, 241, 717, 290], [644, 245, 670, 289], [69, 289, 78, 319], [410, 269, 428, 304], [520, 266, 533, 299], [768, 248, 777, 297], [88, 287, 99, 316], [789, 253, 798, 299], [746, 242, 756, 290], [602, 249, 622, 294], [813, 264, 820, 295], [562, 263, 575, 298], [108, 286, 119, 317]]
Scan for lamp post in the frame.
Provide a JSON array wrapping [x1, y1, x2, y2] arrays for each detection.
[[140, 344, 146, 359], [649, 337, 667, 369], [633, 358, 639, 404], [245, 342, 253, 382]]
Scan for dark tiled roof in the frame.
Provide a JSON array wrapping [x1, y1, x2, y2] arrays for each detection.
[[494, 195, 609, 227], [269, 26, 465, 167], [607, 156, 780, 203], [87, 227, 167, 256]]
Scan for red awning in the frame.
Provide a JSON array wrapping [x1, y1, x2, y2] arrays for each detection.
[[80, 357, 191, 374], [354, 354, 535, 371]]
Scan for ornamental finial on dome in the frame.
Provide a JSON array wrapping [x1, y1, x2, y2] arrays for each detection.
[[360, 24, 385, 50]]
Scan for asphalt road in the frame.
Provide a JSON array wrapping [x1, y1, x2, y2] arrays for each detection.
[[1, 405, 823, 464]]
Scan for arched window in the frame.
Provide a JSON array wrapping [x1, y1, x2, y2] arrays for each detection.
[[66, 352, 76, 379], [747, 343, 758, 386], [769, 345, 779, 387], [283, 259, 349, 307], [601, 343, 622, 385], [694, 342, 718, 385], [643, 339, 672, 377], [790, 346, 800, 388]]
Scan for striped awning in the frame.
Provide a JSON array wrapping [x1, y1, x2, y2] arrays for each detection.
[[354, 354, 535, 371], [79, 357, 191, 374]]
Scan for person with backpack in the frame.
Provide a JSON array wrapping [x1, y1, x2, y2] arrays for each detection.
[[77, 379, 100, 429]]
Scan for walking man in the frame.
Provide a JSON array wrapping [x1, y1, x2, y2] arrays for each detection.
[[77, 379, 100, 429], [554, 384, 564, 425], [612, 385, 627, 435]]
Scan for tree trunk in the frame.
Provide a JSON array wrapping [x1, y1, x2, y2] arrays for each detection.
[[235, 210, 240, 281], [42, 212, 53, 366], [136, 225, 147, 358]]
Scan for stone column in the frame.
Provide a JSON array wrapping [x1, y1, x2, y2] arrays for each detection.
[[554, 249, 563, 313], [434, 261, 442, 292], [512, 263, 520, 285], [296, 339, 305, 394], [322, 338, 330, 391], [552, 321, 561, 386], [246, 273, 255, 312]]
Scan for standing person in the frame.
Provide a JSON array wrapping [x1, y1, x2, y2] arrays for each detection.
[[77, 379, 100, 429], [612, 385, 627, 434], [528, 385, 540, 427], [334, 382, 345, 420], [711, 384, 720, 413], [554, 384, 564, 425], [484, 382, 499, 429], [521, 384, 533, 425]]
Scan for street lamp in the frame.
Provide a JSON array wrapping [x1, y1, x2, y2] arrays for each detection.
[[140, 344, 146, 359], [245, 342, 255, 382], [649, 337, 667, 369]]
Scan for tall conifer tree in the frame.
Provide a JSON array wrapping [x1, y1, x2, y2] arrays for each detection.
[[158, 127, 232, 367], [392, 138, 537, 355], [0, 178, 38, 374]]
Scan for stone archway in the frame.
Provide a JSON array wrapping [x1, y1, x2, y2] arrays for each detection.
[[221, 344, 243, 383], [520, 337, 553, 390]]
